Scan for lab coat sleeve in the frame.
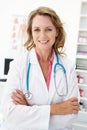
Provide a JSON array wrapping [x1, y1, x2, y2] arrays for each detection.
[[61, 63, 80, 127], [0, 58, 50, 129], [50, 62, 80, 129], [65, 63, 80, 101]]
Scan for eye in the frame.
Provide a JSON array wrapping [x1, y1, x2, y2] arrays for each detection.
[[33, 28, 40, 32], [46, 28, 52, 31]]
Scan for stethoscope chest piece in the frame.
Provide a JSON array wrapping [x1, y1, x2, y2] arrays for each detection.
[[59, 92, 65, 96], [25, 91, 33, 100], [25, 53, 68, 99]]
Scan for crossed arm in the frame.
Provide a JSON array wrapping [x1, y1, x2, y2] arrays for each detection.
[[11, 89, 79, 115]]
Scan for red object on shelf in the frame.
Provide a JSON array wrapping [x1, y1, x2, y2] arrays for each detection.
[[79, 89, 84, 97], [77, 75, 84, 83]]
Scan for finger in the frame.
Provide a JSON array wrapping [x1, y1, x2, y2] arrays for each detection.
[[72, 105, 79, 113], [11, 91, 29, 106], [16, 90, 25, 100], [11, 92, 24, 103], [11, 92, 21, 100], [12, 91, 24, 100], [12, 93, 28, 105], [12, 99, 24, 105], [70, 97, 78, 102], [72, 101, 79, 106], [73, 105, 79, 109], [12, 100, 19, 105], [72, 109, 79, 114], [16, 89, 24, 96], [16, 90, 24, 97], [11, 94, 21, 102]]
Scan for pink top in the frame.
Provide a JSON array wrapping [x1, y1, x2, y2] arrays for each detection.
[[46, 50, 54, 89], [35, 49, 54, 90]]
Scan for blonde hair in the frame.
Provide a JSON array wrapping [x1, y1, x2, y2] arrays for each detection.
[[24, 6, 66, 54]]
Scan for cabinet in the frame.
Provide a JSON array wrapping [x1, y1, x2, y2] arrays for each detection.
[[73, 1, 87, 130], [76, 0, 87, 111]]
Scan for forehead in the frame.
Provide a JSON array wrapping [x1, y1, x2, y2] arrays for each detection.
[[32, 15, 54, 27]]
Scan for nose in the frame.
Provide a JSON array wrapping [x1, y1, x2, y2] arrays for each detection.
[[39, 30, 47, 39]]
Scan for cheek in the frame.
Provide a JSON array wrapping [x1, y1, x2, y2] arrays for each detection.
[[50, 31, 58, 38], [50, 33, 57, 41], [32, 34, 38, 40]]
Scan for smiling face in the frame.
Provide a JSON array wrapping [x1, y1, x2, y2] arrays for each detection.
[[32, 15, 58, 52]]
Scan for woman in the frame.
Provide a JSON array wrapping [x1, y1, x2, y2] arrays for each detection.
[[0, 6, 79, 130]]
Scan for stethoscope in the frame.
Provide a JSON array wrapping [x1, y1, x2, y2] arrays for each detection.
[[25, 53, 68, 99]]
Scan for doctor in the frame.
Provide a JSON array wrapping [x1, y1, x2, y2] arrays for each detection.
[[0, 6, 79, 130]]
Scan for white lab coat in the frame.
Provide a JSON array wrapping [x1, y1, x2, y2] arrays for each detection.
[[0, 48, 79, 130]]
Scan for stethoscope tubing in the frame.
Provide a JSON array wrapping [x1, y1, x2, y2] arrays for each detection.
[[54, 53, 66, 74], [25, 53, 68, 99], [26, 60, 31, 91]]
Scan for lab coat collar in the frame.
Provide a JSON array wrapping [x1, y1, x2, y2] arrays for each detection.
[[47, 54, 57, 102], [28, 48, 48, 91], [28, 48, 57, 65], [28, 48, 62, 101], [28, 48, 38, 64]]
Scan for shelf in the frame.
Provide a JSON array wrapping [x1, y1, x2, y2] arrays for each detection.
[[81, 2, 87, 15], [78, 30, 87, 43], [76, 67, 87, 71], [80, 97, 87, 100], [79, 28, 87, 31], [78, 83, 87, 87], [82, 0, 87, 2], [77, 110, 87, 121], [72, 121, 87, 130], [73, 121, 87, 128], [76, 69, 87, 73], [76, 54, 87, 59], [77, 43, 87, 45], [77, 45, 87, 55], [72, 111, 87, 129], [79, 17, 87, 29], [80, 14, 87, 17], [75, 1, 87, 128]]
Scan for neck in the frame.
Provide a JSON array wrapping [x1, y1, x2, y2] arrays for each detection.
[[35, 48, 52, 62]]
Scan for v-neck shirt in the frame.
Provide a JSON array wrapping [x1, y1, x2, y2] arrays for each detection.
[[35, 49, 54, 90]]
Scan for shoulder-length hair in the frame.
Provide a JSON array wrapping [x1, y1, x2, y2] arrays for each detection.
[[24, 6, 66, 54]]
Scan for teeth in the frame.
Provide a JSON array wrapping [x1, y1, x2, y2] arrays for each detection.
[[40, 40, 48, 44]]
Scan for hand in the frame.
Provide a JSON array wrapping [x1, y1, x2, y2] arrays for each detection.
[[51, 97, 79, 115], [11, 89, 29, 106]]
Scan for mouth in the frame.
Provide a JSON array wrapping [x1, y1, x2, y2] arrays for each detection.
[[39, 40, 49, 44]]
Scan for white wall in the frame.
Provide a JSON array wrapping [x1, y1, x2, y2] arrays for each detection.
[[0, 0, 81, 75]]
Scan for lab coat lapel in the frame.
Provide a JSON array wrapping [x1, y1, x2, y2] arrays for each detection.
[[29, 48, 48, 93], [48, 56, 56, 103]]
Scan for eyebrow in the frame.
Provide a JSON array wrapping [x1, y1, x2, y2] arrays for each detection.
[[32, 26, 53, 28]]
